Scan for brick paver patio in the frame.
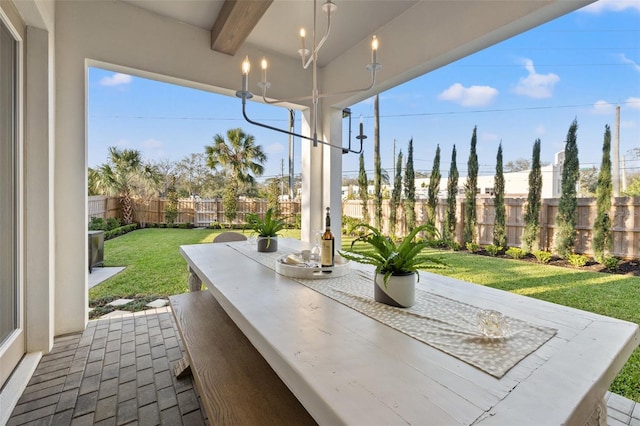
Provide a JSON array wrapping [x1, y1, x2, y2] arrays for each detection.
[[7, 307, 207, 426], [7, 306, 639, 426]]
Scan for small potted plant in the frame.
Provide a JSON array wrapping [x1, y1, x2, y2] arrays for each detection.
[[339, 223, 444, 308], [246, 208, 286, 252]]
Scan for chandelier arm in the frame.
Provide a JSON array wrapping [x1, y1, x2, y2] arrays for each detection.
[[241, 98, 357, 153], [260, 94, 315, 105], [260, 65, 377, 105], [316, 70, 378, 100], [303, 6, 332, 70]]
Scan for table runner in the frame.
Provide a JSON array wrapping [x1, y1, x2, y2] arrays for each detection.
[[230, 242, 557, 378]]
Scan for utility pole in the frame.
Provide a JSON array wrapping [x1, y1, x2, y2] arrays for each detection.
[[280, 158, 285, 196], [392, 138, 396, 184], [288, 109, 295, 199], [613, 105, 621, 196]]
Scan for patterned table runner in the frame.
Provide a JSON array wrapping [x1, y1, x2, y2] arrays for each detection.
[[230, 242, 557, 378]]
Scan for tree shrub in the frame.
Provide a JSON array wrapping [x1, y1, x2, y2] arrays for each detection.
[[465, 242, 480, 253], [506, 247, 525, 259], [603, 256, 619, 272], [463, 127, 478, 245], [522, 139, 542, 252], [567, 253, 588, 267], [485, 245, 502, 257], [593, 125, 613, 264], [555, 119, 580, 258], [533, 250, 552, 264], [493, 143, 506, 247]]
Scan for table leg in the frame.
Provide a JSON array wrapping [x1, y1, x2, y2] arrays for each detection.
[[188, 267, 202, 292], [585, 396, 608, 426]]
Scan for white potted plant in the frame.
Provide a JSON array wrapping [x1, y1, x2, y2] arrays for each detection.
[[246, 208, 286, 252], [339, 223, 444, 308]]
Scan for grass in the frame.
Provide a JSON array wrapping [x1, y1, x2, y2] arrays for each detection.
[[91, 229, 640, 402], [89, 228, 300, 301]]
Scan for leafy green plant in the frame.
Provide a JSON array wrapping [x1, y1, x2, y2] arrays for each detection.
[[485, 245, 502, 257], [465, 242, 480, 253], [246, 208, 286, 237], [603, 256, 619, 272], [567, 253, 588, 267], [505, 247, 525, 259], [533, 250, 552, 264], [339, 223, 445, 287]]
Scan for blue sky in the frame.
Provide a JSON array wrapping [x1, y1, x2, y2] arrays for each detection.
[[88, 0, 640, 181]]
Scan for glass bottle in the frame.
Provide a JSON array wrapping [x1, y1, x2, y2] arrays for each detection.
[[320, 207, 335, 267]]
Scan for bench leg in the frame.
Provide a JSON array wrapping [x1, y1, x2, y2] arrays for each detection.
[[173, 356, 192, 379], [187, 267, 202, 292]]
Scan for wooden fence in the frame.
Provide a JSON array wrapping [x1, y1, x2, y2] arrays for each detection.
[[88, 196, 301, 227], [89, 195, 640, 259], [343, 197, 640, 259]]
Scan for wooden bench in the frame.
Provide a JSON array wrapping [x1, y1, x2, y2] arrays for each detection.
[[169, 291, 316, 425]]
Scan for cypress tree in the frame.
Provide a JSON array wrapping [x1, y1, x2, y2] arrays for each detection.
[[522, 139, 543, 252], [444, 146, 458, 242], [593, 125, 612, 263], [404, 138, 416, 231], [374, 95, 382, 229], [164, 174, 179, 224], [358, 153, 369, 224], [555, 119, 580, 259], [463, 126, 478, 245], [389, 151, 403, 236], [427, 145, 441, 228], [493, 143, 506, 248]]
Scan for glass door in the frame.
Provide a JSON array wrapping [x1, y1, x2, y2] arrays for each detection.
[[0, 15, 24, 389]]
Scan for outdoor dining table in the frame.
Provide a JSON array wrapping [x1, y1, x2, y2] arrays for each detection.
[[180, 238, 639, 425]]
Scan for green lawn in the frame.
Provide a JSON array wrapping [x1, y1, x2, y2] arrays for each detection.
[[91, 229, 640, 402]]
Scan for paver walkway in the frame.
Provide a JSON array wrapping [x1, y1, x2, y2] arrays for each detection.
[[6, 306, 639, 426], [7, 307, 207, 426]]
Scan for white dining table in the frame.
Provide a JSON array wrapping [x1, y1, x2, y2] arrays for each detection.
[[180, 239, 639, 425]]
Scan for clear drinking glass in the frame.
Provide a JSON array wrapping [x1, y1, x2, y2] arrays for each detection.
[[310, 230, 322, 261]]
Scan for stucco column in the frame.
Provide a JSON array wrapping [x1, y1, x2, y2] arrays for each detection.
[[322, 107, 343, 250], [25, 26, 55, 352], [300, 109, 323, 243]]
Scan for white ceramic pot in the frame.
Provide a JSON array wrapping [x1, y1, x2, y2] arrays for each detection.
[[257, 236, 278, 252], [374, 272, 416, 308]]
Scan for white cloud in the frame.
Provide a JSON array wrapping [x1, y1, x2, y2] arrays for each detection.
[[627, 97, 640, 109], [100, 73, 133, 87], [115, 139, 129, 147], [437, 83, 498, 107], [592, 100, 615, 115], [479, 131, 500, 143], [266, 143, 285, 153], [535, 125, 545, 135], [512, 59, 559, 99], [617, 54, 640, 72], [581, 0, 640, 13], [142, 138, 163, 149]]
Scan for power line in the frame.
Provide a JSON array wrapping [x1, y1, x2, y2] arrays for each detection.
[[89, 99, 640, 122]]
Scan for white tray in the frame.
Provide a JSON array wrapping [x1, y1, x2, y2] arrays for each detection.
[[275, 253, 351, 279]]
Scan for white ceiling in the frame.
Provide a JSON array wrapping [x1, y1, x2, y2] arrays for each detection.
[[121, 0, 418, 66]]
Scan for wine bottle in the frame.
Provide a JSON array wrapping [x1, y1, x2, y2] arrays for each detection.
[[320, 207, 335, 267]]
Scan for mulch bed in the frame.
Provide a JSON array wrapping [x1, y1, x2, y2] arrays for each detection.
[[470, 250, 640, 277]]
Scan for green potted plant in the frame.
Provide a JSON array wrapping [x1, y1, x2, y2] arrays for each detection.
[[339, 223, 444, 308], [246, 208, 286, 252]]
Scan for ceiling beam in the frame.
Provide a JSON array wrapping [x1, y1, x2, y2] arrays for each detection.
[[211, 0, 273, 56]]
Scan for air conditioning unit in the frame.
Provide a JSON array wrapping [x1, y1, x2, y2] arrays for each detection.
[[88, 230, 104, 273]]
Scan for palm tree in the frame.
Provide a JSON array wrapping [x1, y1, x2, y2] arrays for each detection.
[[90, 147, 160, 224], [205, 128, 267, 223]]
